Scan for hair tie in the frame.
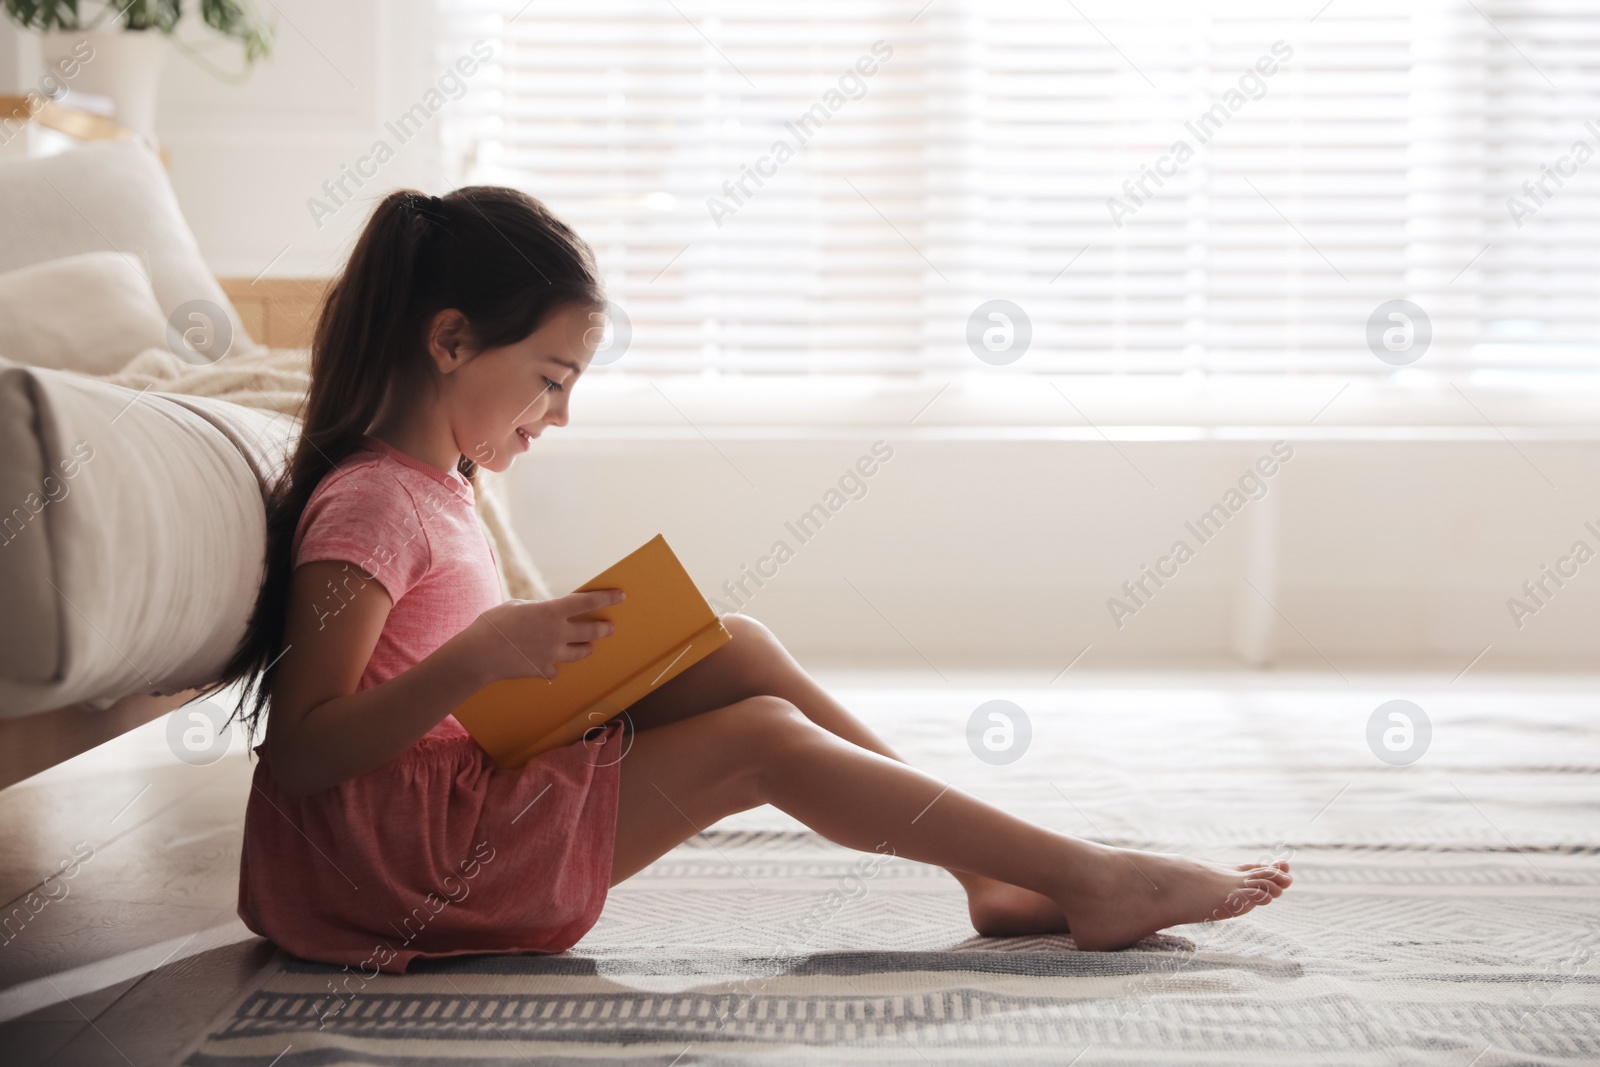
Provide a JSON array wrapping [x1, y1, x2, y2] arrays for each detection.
[[404, 191, 450, 227]]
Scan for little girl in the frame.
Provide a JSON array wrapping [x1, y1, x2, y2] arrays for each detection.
[[218, 186, 1291, 973]]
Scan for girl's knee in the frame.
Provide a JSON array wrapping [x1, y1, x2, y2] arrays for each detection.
[[719, 612, 766, 642], [731, 695, 815, 752], [729, 696, 824, 802], [719, 613, 801, 694], [721, 613, 788, 665], [738, 692, 804, 723]]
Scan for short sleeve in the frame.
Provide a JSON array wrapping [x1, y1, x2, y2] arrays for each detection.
[[294, 463, 434, 605]]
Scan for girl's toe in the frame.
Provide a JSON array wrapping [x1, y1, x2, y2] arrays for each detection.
[[1242, 880, 1277, 903]]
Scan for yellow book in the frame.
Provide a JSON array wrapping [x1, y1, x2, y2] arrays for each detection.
[[451, 533, 732, 769]]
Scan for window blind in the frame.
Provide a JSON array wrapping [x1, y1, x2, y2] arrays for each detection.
[[438, 0, 1600, 376]]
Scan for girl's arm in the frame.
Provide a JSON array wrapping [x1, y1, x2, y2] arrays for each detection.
[[264, 559, 622, 795]]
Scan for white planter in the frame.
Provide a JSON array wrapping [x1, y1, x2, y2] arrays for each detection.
[[39, 28, 168, 140]]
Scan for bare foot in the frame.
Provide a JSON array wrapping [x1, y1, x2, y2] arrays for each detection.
[[1056, 847, 1292, 951], [966, 880, 1071, 937]]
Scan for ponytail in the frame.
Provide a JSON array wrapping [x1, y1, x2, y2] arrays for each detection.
[[212, 186, 604, 743]]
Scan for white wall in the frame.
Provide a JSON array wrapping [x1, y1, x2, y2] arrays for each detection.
[[509, 378, 1600, 674], [159, 0, 454, 276], [29, 0, 443, 278]]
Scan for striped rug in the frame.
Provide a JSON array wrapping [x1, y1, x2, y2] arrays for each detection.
[[182, 686, 1600, 1065]]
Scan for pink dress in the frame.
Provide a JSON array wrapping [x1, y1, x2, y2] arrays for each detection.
[[237, 434, 622, 974]]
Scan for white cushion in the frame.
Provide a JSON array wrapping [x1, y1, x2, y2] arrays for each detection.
[[0, 140, 253, 356], [0, 252, 171, 375], [0, 357, 295, 718]]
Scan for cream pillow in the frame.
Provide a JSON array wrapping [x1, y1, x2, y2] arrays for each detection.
[[0, 252, 170, 375], [0, 140, 253, 354]]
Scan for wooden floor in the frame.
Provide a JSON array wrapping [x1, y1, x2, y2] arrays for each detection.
[[0, 712, 271, 1066]]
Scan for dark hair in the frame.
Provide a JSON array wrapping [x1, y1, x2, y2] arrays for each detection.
[[211, 186, 605, 743]]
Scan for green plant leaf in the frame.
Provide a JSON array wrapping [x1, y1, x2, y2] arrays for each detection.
[[198, 0, 273, 65], [3, 0, 272, 69]]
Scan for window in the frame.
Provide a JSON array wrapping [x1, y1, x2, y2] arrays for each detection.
[[441, 0, 1600, 377]]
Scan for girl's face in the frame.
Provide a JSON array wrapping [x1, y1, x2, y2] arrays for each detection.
[[437, 303, 600, 474]]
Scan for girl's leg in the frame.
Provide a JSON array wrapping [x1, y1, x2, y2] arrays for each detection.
[[612, 694, 1291, 951], [640, 615, 1091, 933], [624, 613, 1065, 934]]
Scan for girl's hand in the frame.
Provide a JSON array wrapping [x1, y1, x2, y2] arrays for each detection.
[[467, 589, 625, 684], [264, 572, 624, 796]]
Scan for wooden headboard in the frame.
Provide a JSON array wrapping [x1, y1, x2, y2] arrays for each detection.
[[218, 277, 329, 350]]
